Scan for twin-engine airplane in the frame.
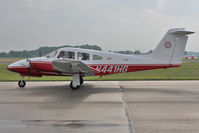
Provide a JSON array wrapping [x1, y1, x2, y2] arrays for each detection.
[[8, 28, 194, 89]]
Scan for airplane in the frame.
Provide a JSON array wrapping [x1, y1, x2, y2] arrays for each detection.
[[7, 28, 194, 89]]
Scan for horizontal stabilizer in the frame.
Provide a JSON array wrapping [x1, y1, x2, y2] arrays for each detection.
[[168, 28, 194, 35]]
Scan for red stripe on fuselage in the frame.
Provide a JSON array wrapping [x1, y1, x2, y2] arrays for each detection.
[[30, 61, 55, 72], [8, 62, 181, 77], [88, 64, 181, 75], [7, 66, 41, 77]]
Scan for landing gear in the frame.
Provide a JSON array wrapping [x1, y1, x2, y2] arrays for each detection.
[[18, 76, 26, 88], [70, 75, 84, 90], [18, 80, 26, 87], [80, 76, 83, 85], [70, 81, 80, 90]]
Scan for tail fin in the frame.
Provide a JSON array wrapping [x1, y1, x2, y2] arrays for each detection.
[[152, 28, 194, 64]]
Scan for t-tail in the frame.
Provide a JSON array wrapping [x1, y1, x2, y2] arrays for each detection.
[[152, 28, 194, 65]]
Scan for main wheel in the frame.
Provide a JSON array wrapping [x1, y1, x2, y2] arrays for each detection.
[[80, 76, 83, 85], [70, 81, 80, 90], [18, 80, 26, 88]]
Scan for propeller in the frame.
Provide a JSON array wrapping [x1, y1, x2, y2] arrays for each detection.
[[26, 58, 31, 79]]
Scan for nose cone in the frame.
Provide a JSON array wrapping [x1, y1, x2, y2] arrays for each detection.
[[7, 63, 17, 71], [7, 59, 29, 72], [7, 64, 13, 71]]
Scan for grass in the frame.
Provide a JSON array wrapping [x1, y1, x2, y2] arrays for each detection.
[[0, 58, 24, 63], [1, 60, 199, 81]]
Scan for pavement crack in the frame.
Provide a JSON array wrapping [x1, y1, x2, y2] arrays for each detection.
[[117, 81, 134, 133]]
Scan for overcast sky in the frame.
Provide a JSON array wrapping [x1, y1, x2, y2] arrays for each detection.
[[0, 0, 199, 52]]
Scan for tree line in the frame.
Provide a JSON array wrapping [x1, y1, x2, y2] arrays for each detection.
[[1, 43, 173, 58], [0, 44, 102, 58]]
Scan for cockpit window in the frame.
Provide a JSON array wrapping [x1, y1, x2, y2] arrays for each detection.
[[46, 50, 58, 58], [58, 51, 75, 59], [78, 52, 89, 60], [93, 54, 103, 60]]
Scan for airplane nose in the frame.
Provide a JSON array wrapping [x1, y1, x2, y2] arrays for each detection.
[[7, 64, 12, 71], [7, 62, 18, 72], [7, 62, 16, 71], [7, 59, 29, 72]]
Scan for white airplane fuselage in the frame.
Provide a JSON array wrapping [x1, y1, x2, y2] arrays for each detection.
[[7, 49, 180, 77], [7, 28, 194, 89]]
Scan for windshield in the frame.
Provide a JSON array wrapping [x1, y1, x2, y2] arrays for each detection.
[[46, 50, 58, 58], [57, 51, 75, 59]]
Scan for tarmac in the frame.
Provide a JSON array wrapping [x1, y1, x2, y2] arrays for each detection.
[[0, 81, 199, 133]]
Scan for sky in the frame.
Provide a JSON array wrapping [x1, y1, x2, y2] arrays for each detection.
[[0, 0, 199, 52]]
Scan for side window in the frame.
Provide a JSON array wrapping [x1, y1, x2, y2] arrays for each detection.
[[78, 52, 89, 60], [58, 51, 75, 59], [93, 54, 103, 60]]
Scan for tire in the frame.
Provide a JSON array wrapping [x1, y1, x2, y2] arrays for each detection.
[[80, 76, 83, 85], [70, 81, 80, 90], [18, 80, 26, 88]]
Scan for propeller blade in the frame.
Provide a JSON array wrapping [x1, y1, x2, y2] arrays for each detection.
[[26, 59, 31, 78]]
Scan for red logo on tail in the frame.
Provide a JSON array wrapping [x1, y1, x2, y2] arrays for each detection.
[[164, 41, 172, 48]]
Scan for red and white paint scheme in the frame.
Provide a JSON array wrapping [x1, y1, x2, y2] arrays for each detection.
[[7, 28, 194, 89]]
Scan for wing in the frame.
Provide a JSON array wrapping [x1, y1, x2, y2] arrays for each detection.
[[52, 59, 97, 76]]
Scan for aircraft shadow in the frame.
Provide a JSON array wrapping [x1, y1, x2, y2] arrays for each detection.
[[17, 82, 120, 109]]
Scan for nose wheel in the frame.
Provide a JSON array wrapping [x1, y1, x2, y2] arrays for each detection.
[[18, 80, 26, 87], [18, 76, 26, 88]]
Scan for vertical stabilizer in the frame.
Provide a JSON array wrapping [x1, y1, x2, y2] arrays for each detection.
[[152, 28, 194, 64]]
